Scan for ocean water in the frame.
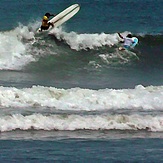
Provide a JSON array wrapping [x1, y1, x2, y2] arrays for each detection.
[[0, 0, 163, 162]]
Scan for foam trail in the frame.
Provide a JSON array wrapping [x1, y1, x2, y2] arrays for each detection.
[[50, 28, 120, 50]]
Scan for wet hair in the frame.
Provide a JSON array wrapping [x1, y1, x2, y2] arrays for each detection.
[[127, 34, 132, 38], [45, 13, 51, 17]]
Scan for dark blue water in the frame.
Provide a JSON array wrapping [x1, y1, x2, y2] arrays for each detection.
[[2, 0, 163, 34], [0, 0, 163, 162], [1, 138, 163, 162]]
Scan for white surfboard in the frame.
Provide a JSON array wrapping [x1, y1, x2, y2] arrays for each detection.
[[37, 4, 80, 33]]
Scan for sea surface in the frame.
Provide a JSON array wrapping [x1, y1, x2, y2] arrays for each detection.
[[0, 0, 163, 162]]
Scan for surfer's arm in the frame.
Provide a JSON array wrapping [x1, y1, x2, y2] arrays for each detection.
[[117, 33, 124, 39], [49, 14, 55, 17], [48, 22, 54, 27]]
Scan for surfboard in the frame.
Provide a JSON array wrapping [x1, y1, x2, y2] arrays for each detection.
[[37, 4, 80, 33], [131, 37, 138, 48]]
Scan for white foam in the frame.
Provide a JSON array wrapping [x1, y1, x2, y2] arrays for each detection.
[[0, 85, 162, 132], [0, 22, 135, 70], [0, 85, 162, 110], [50, 28, 119, 50], [0, 113, 163, 132], [0, 24, 37, 70]]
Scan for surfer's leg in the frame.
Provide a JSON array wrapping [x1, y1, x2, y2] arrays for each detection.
[[41, 26, 49, 31], [119, 47, 125, 51], [119, 45, 130, 51]]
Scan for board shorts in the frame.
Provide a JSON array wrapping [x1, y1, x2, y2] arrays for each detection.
[[41, 25, 49, 30], [123, 45, 130, 49]]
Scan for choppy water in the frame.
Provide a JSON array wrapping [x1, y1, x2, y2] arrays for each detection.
[[0, 0, 163, 162]]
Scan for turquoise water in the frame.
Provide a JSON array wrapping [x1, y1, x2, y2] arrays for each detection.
[[0, 0, 163, 162]]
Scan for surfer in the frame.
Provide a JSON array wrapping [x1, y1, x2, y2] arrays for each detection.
[[40, 13, 55, 31], [117, 33, 134, 51]]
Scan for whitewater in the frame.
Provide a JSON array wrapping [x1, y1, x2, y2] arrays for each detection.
[[0, 22, 162, 134], [0, 1, 163, 162]]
